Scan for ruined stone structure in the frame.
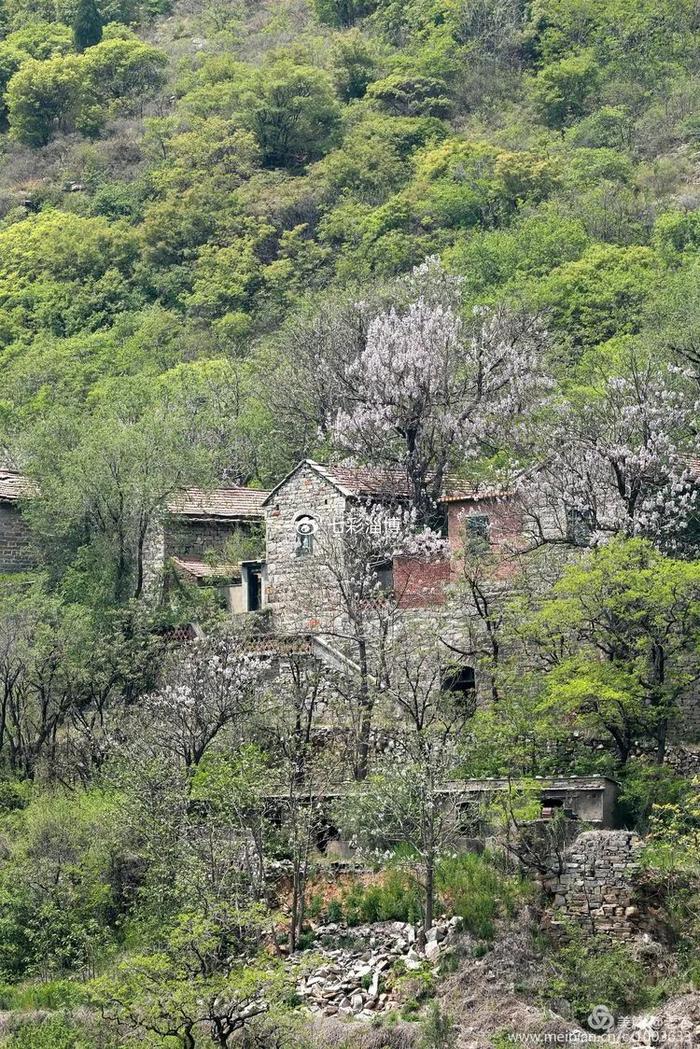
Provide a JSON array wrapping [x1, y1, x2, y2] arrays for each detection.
[[0, 469, 34, 573], [146, 486, 269, 613], [5, 458, 699, 751], [549, 831, 644, 940]]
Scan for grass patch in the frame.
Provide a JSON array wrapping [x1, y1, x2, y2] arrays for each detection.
[[315, 852, 532, 940]]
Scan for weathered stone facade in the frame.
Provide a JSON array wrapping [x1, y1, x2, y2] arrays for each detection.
[[0, 502, 34, 573], [674, 692, 700, 742], [548, 831, 643, 940], [163, 518, 249, 562], [264, 463, 350, 634]]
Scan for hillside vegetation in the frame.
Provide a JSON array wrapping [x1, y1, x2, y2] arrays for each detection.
[[1, 1, 700, 1047]]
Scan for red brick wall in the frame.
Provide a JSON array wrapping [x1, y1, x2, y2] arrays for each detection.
[[447, 496, 525, 580], [393, 497, 526, 608], [394, 555, 451, 608]]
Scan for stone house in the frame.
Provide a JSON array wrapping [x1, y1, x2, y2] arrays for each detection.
[[0, 468, 34, 574], [258, 460, 537, 711], [262, 460, 532, 626], [147, 486, 269, 613]]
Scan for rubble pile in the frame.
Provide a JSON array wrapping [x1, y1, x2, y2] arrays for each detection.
[[293, 917, 462, 1020]]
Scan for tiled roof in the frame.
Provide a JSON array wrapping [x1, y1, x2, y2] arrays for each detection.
[[439, 479, 505, 503], [0, 469, 33, 502], [313, 462, 412, 499], [171, 556, 241, 581], [264, 460, 505, 505], [166, 487, 269, 520]]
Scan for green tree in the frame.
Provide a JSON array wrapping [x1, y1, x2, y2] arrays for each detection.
[[241, 59, 341, 169], [331, 27, 384, 100], [73, 0, 103, 51], [535, 243, 658, 352], [81, 36, 167, 112], [5, 54, 93, 145], [314, 0, 377, 26], [366, 70, 453, 118], [531, 50, 601, 129], [521, 538, 700, 765]]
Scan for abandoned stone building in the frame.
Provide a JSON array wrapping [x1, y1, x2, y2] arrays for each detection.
[[146, 485, 270, 613], [0, 459, 647, 714], [262, 459, 524, 630], [0, 468, 34, 573]]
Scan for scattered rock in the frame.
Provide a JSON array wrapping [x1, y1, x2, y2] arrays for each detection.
[[294, 918, 459, 1020]]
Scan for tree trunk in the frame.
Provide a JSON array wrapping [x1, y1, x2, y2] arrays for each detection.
[[655, 717, 668, 766], [354, 637, 373, 781], [424, 853, 434, 933]]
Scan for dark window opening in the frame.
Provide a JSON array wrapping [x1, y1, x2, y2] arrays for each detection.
[[295, 515, 316, 557], [441, 663, 476, 714], [466, 514, 490, 551], [372, 559, 394, 593], [566, 506, 593, 546], [247, 570, 262, 611]]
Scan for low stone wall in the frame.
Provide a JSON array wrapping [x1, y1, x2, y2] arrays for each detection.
[[548, 830, 643, 940]]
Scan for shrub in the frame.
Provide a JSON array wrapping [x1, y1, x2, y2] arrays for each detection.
[[436, 854, 531, 940], [331, 870, 423, 925], [7, 977, 87, 1010], [617, 760, 688, 833], [324, 854, 529, 938], [420, 1002, 457, 1049], [546, 932, 659, 1022], [4, 1014, 94, 1049]]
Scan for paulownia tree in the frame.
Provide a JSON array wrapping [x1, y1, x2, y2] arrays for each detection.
[[133, 630, 264, 770], [338, 623, 471, 930], [522, 347, 700, 551], [304, 502, 445, 779], [333, 257, 550, 526]]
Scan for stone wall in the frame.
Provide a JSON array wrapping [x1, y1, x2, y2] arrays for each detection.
[[0, 502, 34, 572], [674, 692, 700, 743], [265, 464, 348, 634], [164, 518, 254, 560], [548, 830, 643, 940]]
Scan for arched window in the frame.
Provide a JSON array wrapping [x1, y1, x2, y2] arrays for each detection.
[[295, 514, 317, 557]]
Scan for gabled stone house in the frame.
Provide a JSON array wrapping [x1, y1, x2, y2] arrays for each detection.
[[0, 468, 34, 573], [257, 460, 533, 711], [262, 459, 528, 625]]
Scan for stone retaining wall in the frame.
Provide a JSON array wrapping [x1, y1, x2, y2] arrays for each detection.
[[548, 830, 643, 940]]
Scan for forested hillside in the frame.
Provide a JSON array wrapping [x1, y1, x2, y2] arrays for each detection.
[[1, 0, 699, 603], [1, 1, 700, 1047]]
